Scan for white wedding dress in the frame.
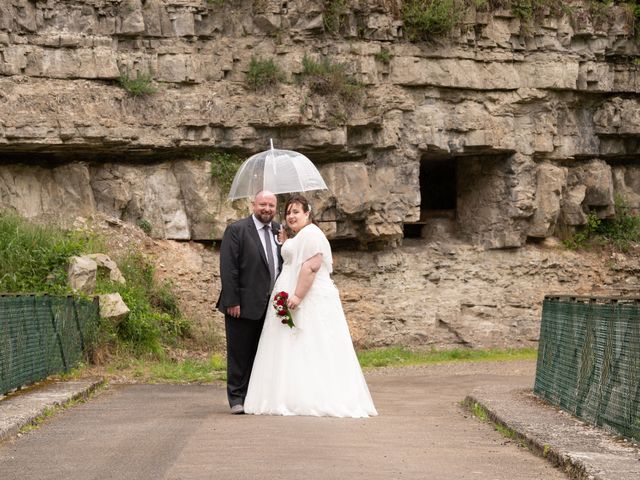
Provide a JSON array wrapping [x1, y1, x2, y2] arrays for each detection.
[[244, 224, 377, 418]]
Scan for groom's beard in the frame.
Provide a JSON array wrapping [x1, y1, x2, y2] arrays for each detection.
[[255, 211, 275, 224]]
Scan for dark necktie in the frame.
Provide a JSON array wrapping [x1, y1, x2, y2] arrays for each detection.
[[263, 225, 276, 290]]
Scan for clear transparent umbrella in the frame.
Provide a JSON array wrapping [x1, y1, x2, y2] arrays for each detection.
[[227, 140, 328, 200]]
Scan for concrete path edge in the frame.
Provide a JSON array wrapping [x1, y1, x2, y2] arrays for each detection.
[[0, 378, 105, 443], [465, 385, 640, 480]]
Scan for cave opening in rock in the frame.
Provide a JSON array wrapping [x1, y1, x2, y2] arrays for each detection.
[[403, 156, 457, 239]]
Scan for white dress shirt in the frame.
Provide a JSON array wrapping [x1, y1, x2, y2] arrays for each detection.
[[252, 215, 279, 272]]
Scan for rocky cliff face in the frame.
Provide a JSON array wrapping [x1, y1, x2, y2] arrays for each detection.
[[0, 0, 638, 248], [1, 1, 639, 347]]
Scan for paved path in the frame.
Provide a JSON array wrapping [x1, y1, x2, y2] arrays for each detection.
[[0, 360, 568, 480]]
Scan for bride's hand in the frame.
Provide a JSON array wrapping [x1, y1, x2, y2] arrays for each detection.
[[277, 226, 288, 244], [287, 294, 301, 310]]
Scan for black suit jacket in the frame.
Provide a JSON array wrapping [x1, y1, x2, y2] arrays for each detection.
[[216, 216, 282, 320]]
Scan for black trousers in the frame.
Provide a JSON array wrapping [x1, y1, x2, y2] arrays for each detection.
[[225, 314, 265, 407]]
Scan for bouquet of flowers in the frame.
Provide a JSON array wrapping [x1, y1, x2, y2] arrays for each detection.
[[273, 291, 295, 328]]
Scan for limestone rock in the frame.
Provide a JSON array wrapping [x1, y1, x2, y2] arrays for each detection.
[[68, 256, 97, 293], [85, 253, 126, 284], [569, 159, 615, 217], [0, 163, 95, 222], [98, 293, 130, 324], [0, 0, 638, 249], [529, 163, 567, 238], [90, 163, 191, 240], [612, 166, 640, 211], [561, 185, 587, 227]]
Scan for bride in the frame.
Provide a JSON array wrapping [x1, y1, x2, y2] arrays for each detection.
[[244, 194, 378, 418]]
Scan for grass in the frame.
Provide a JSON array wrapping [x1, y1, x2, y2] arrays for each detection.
[[0, 211, 193, 359], [402, 0, 467, 40], [69, 346, 537, 384], [245, 56, 285, 91], [136, 219, 153, 235], [0, 210, 104, 294], [96, 252, 192, 357], [118, 70, 157, 97], [400, 0, 637, 43], [467, 401, 521, 442], [99, 353, 226, 384], [324, 0, 349, 34], [374, 48, 393, 64], [357, 346, 537, 368], [563, 196, 640, 251], [200, 151, 244, 194], [300, 54, 363, 105]]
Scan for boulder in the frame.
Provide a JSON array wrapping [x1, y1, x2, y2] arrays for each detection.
[[98, 293, 130, 325], [68, 256, 97, 293], [85, 253, 126, 284]]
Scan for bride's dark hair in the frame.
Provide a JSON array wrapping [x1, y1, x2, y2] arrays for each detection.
[[284, 194, 317, 225]]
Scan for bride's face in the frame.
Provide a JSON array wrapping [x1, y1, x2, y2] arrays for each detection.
[[286, 202, 309, 233]]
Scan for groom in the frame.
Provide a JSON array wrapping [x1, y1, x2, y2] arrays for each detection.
[[217, 190, 282, 414]]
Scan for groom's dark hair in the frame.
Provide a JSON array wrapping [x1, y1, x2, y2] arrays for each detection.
[[284, 194, 317, 226]]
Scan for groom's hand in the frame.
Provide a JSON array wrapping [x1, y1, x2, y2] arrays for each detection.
[[227, 305, 241, 318]]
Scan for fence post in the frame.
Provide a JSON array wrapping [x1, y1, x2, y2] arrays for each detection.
[[46, 295, 68, 373]]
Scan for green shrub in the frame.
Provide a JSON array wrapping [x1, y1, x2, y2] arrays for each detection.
[[151, 279, 182, 319], [596, 196, 640, 249], [510, 0, 535, 22], [563, 211, 602, 250], [402, 0, 466, 40], [97, 252, 190, 356], [374, 48, 393, 64], [0, 211, 100, 294], [136, 219, 153, 235], [118, 70, 157, 97], [202, 151, 244, 193], [0, 212, 192, 358], [300, 54, 363, 104], [324, 0, 350, 34], [246, 56, 285, 91], [563, 196, 640, 251]]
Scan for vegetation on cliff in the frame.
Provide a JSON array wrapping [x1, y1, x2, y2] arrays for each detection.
[[563, 197, 640, 251], [321, 0, 640, 42], [0, 211, 191, 357], [246, 56, 286, 91], [118, 69, 157, 97]]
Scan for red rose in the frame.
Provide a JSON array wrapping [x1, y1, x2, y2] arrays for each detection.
[[272, 291, 295, 328]]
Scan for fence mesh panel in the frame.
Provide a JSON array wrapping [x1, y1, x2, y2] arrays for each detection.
[[535, 295, 640, 443], [0, 295, 99, 396]]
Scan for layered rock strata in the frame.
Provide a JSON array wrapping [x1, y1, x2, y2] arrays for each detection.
[[0, 0, 638, 248], [1, 1, 639, 347]]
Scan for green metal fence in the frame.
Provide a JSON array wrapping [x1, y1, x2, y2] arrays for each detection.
[[0, 294, 100, 396], [535, 295, 640, 443]]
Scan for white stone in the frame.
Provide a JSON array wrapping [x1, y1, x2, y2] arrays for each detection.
[[98, 293, 130, 324], [68, 256, 97, 293]]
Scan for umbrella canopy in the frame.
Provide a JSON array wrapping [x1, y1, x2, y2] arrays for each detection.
[[227, 141, 328, 200]]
